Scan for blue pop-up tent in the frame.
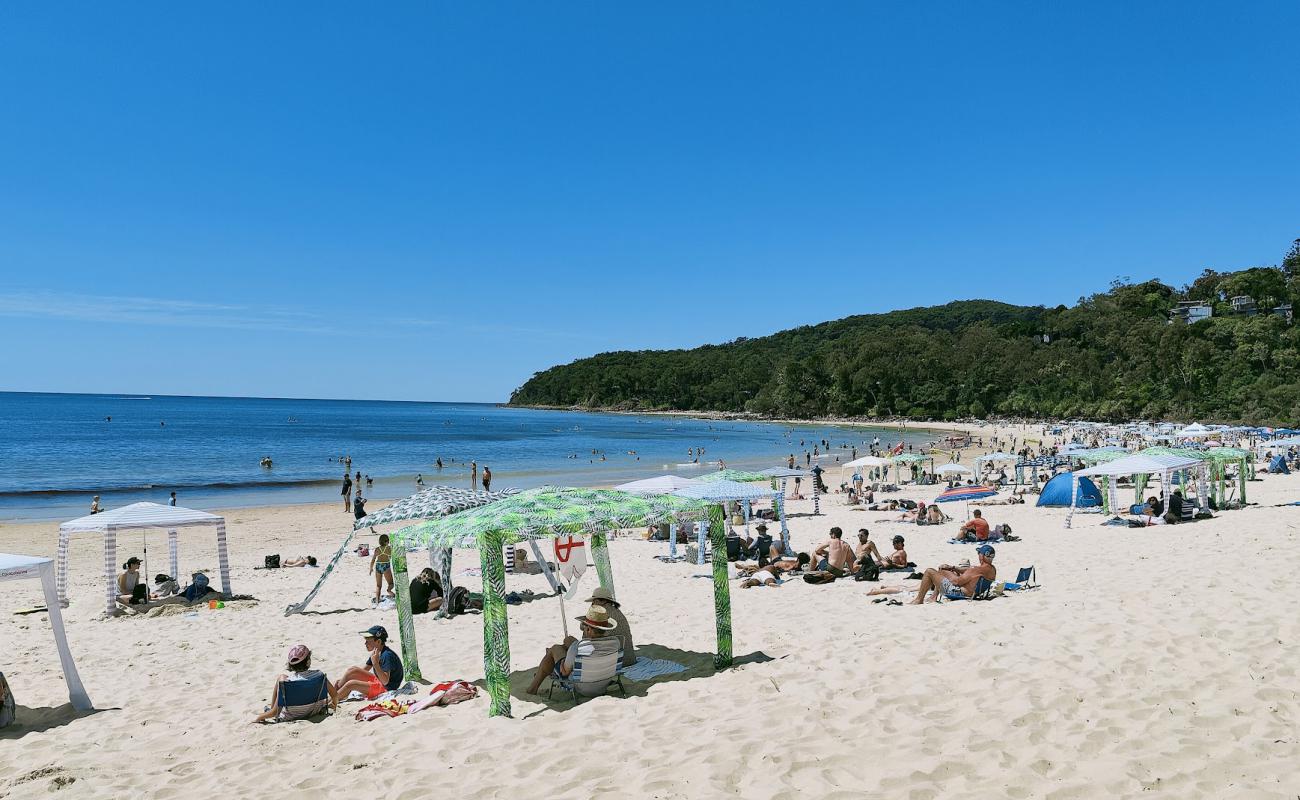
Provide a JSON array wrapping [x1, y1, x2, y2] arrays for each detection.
[[1269, 454, 1291, 474], [1038, 471, 1102, 507]]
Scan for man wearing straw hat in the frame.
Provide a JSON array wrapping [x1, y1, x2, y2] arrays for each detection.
[[526, 604, 621, 696], [586, 586, 636, 667]]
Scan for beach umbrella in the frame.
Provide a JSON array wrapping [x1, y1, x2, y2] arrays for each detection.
[[398, 487, 713, 717], [934, 484, 997, 518], [353, 485, 519, 530]]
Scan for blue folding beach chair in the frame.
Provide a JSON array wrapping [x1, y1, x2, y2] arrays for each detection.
[[275, 673, 331, 721], [1014, 566, 1037, 588], [548, 648, 626, 703], [945, 576, 993, 602]]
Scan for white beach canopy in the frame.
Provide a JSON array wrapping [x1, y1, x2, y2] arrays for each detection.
[[614, 475, 703, 494], [0, 553, 92, 710], [974, 451, 1017, 464], [1067, 453, 1209, 528], [1176, 423, 1213, 438], [936, 464, 971, 475], [58, 502, 230, 616]]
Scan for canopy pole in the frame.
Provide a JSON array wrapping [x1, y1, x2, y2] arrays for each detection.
[[667, 523, 677, 560], [592, 530, 615, 601], [775, 490, 790, 554], [56, 527, 71, 607], [167, 528, 179, 580], [215, 521, 232, 596], [480, 531, 512, 717], [39, 560, 92, 711], [1240, 456, 1248, 504], [104, 524, 118, 616], [708, 504, 733, 669], [284, 530, 354, 616], [390, 534, 421, 682], [695, 520, 707, 565], [1065, 474, 1078, 529]]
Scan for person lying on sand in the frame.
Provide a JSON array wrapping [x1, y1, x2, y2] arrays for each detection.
[[867, 499, 900, 511], [252, 644, 338, 723], [813, 527, 856, 571], [910, 545, 996, 604], [334, 626, 403, 700], [737, 553, 810, 587], [281, 556, 317, 567]]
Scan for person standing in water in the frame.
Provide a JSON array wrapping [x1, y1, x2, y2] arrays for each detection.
[[169, 491, 177, 507], [482, 465, 492, 492], [470, 461, 478, 487]]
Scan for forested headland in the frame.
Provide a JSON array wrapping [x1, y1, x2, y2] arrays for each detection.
[[510, 241, 1300, 424]]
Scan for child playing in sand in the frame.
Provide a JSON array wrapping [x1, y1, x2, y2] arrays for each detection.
[[370, 534, 395, 603]]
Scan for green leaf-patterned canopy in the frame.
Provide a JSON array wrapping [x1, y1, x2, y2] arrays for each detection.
[[698, 469, 771, 483], [353, 485, 520, 530], [391, 486, 711, 550]]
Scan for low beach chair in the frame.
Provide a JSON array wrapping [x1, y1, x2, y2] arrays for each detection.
[[548, 648, 626, 703], [945, 576, 993, 602], [1013, 566, 1037, 589], [275, 673, 331, 721]]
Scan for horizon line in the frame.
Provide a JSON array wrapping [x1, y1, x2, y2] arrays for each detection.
[[0, 389, 507, 405]]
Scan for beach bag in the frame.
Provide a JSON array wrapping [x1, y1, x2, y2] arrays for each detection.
[[448, 586, 470, 615], [264, 554, 281, 569], [854, 560, 880, 582]]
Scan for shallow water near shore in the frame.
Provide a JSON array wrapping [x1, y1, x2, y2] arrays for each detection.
[[0, 392, 939, 520]]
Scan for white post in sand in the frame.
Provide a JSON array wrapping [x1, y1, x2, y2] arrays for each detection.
[[696, 520, 707, 565]]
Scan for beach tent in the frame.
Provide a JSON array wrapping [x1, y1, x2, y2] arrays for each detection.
[[615, 476, 704, 559], [758, 467, 806, 540], [676, 479, 786, 560], [284, 486, 518, 680], [0, 553, 92, 711], [58, 502, 230, 617], [1068, 454, 1209, 527], [1176, 423, 1213, 439], [1037, 471, 1102, 508], [936, 464, 971, 477], [392, 487, 711, 717], [1269, 454, 1291, 474]]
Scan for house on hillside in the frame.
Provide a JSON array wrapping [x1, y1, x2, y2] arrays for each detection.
[[1275, 303, 1294, 324], [1169, 301, 1213, 324], [1229, 295, 1258, 315]]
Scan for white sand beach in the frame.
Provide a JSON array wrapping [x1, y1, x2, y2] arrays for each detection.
[[4, 432, 1300, 799]]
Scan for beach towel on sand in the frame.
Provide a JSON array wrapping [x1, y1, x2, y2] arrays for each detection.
[[620, 659, 687, 681], [355, 680, 478, 720]]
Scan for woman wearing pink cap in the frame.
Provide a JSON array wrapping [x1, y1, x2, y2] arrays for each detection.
[[252, 644, 338, 723]]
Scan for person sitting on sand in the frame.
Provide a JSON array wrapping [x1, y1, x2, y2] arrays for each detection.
[[117, 556, 147, 605], [252, 644, 339, 723], [911, 545, 997, 604], [1142, 495, 1164, 517], [334, 626, 404, 700], [525, 604, 622, 696], [854, 529, 886, 570], [813, 527, 856, 573], [586, 586, 636, 666], [409, 568, 443, 615], [879, 535, 909, 568], [281, 556, 317, 567], [955, 509, 991, 542]]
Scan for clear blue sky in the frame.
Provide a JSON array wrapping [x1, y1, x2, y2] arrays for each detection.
[[2, 2, 1297, 401]]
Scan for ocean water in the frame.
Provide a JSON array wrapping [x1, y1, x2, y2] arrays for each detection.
[[0, 392, 938, 521]]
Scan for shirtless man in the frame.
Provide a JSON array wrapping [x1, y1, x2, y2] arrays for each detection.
[[911, 544, 997, 604], [813, 527, 855, 572], [880, 535, 908, 568], [854, 529, 885, 570], [739, 553, 809, 588]]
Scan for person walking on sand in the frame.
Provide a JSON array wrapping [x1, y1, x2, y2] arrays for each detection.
[[482, 465, 492, 492], [341, 473, 353, 513]]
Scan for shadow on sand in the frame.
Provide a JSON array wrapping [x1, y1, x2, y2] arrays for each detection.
[[480, 644, 776, 718], [0, 703, 107, 739]]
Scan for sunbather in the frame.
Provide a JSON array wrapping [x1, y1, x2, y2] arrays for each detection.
[[334, 626, 404, 700], [252, 644, 339, 723], [117, 556, 146, 605], [910, 545, 997, 604], [525, 604, 621, 695], [813, 527, 856, 572], [955, 509, 991, 541], [854, 529, 885, 569], [281, 556, 317, 567], [738, 553, 809, 587], [586, 586, 636, 666]]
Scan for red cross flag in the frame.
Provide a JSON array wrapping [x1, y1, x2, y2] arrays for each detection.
[[553, 535, 588, 585]]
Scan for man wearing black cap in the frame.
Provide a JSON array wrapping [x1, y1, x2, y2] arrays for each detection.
[[586, 586, 635, 666], [334, 625, 404, 700]]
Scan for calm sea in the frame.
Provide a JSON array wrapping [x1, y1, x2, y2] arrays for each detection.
[[0, 392, 938, 521]]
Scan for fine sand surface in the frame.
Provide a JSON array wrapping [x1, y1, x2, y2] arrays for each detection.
[[4, 449, 1300, 798]]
